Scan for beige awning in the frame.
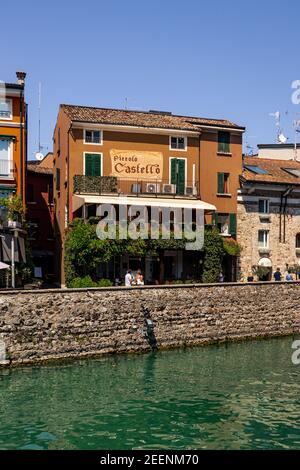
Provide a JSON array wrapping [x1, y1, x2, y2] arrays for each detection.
[[258, 257, 272, 267], [72, 194, 216, 213]]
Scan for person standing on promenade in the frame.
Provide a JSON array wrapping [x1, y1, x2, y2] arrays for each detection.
[[125, 270, 133, 287], [135, 269, 144, 286], [274, 268, 282, 281], [286, 270, 293, 281]]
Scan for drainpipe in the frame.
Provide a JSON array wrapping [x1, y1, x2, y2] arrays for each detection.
[[279, 193, 283, 243], [24, 103, 28, 203], [67, 123, 72, 223], [16, 72, 26, 204], [198, 131, 201, 200], [11, 233, 15, 288], [282, 187, 293, 244], [19, 87, 24, 203]]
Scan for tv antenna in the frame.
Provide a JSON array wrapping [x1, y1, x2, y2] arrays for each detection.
[[269, 111, 288, 144], [293, 118, 300, 160], [278, 133, 287, 144], [34, 82, 47, 160]]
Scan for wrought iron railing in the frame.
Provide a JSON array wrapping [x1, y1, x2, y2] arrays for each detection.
[[73, 175, 200, 198], [74, 176, 118, 194]]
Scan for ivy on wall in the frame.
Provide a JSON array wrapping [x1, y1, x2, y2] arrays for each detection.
[[64, 218, 241, 286], [202, 227, 225, 283]]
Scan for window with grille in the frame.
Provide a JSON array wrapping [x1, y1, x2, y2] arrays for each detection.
[[218, 131, 230, 153], [170, 136, 187, 150], [84, 130, 102, 144]]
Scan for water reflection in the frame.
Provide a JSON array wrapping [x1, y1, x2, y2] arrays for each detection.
[[0, 337, 300, 449]]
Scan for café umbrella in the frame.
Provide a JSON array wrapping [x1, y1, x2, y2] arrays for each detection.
[[0, 262, 10, 270]]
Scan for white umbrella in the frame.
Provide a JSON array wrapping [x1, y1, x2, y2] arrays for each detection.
[[0, 262, 10, 270]]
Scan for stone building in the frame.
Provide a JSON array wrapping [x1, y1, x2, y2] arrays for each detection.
[[238, 155, 300, 281]]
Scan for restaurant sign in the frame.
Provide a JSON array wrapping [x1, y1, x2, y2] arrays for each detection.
[[110, 149, 163, 180]]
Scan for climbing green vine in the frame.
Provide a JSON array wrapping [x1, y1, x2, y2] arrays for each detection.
[[64, 218, 240, 286]]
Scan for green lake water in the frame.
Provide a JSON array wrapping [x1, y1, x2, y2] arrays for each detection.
[[0, 337, 300, 450]]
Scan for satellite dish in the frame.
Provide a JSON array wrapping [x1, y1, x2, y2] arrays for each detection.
[[278, 133, 287, 144], [35, 152, 44, 161]]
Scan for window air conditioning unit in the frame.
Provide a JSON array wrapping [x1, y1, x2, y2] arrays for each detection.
[[185, 185, 197, 196], [145, 183, 160, 194], [162, 183, 176, 194]]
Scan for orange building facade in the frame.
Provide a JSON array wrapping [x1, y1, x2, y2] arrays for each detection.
[[0, 72, 27, 202], [53, 105, 244, 285]]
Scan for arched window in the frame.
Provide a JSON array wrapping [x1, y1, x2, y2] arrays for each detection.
[[296, 234, 300, 248]]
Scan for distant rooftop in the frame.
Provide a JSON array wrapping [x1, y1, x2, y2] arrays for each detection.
[[258, 143, 300, 149], [61, 104, 245, 132], [2, 83, 24, 90], [27, 152, 53, 175], [242, 156, 300, 185]]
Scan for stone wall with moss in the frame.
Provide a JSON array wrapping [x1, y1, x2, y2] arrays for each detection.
[[1, 282, 300, 366]]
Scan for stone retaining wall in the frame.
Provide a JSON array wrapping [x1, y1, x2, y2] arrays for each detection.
[[1, 282, 300, 366]]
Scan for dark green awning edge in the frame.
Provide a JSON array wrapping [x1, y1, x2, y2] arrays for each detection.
[[0, 135, 17, 141]]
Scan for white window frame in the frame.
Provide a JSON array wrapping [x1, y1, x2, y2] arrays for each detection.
[[0, 140, 13, 178], [0, 98, 13, 121], [258, 198, 269, 214], [84, 129, 103, 146], [169, 135, 187, 151], [83, 152, 103, 176], [258, 230, 269, 248], [218, 214, 230, 235]]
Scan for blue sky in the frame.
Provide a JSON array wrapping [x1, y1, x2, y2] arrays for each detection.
[[2, 0, 300, 159]]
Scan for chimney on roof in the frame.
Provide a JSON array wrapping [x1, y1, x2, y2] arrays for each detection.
[[16, 71, 26, 86]]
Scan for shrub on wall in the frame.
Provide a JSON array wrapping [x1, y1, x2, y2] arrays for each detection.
[[223, 237, 241, 256], [202, 227, 225, 283], [69, 276, 98, 288], [69, 276, 113, 288]]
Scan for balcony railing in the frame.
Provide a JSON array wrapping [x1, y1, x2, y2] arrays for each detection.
[[74, 175, 200, 198], [0, 160, 14, 178]]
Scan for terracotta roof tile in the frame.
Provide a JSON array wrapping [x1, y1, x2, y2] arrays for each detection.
[[27, 164, 52, 175], [27, 153, 53, 175], [61, 104, 244, 132], [243, 156, 300, 185]]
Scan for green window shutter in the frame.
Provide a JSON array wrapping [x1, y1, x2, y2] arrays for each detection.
[[85, 154, 101, 176], [93, 155, 101, 176], [85, 154, 93, 176], [177, 159, 185, 195], [170, 158, 177, 185], [217, 173, 224, 193], [229, 213, 237, 238], [170, 158, 185, 194]]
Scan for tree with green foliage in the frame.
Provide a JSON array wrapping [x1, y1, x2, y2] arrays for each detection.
[[0, 195, 25, 222]]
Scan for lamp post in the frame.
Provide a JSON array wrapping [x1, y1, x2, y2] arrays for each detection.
[[11, 231, 15, 289]]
